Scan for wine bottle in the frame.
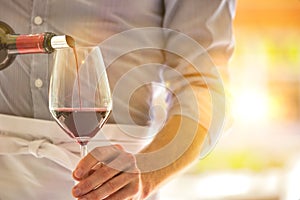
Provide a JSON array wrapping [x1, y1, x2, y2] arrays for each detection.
[[0, 21, 75, 70]]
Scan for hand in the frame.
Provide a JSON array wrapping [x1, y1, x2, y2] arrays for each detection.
[[72, 144, 141, 200]]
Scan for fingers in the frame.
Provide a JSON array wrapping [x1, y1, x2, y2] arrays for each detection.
[[73, 151, 139, 197], [73, 154, 98, 180], [72, 163, 119, 197], [73, 145, 122, 180], [76, 172, 140, 200], [72, 145, 141, 199]]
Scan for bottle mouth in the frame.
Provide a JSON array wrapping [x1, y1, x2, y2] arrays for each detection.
[[51, 35, 75, 49]]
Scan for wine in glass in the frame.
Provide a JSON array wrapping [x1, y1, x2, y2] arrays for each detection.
[[49, 46, 112, 158]]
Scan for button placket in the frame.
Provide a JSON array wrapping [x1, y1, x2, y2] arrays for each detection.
[[30, 0, 51, 119], [31, 0, 48, 33]]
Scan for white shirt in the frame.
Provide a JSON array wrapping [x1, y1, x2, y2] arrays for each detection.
[[0, 0, 235, 199], [0, 0, 235, 125]]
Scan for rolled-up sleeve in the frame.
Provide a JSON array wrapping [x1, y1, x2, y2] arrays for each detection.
[[162, 0, 236, 157]]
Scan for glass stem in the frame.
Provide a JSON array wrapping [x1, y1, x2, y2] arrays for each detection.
[[80, 144, 88, 158]]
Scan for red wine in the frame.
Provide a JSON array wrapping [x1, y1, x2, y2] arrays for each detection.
[[51, 108, 111, 145]]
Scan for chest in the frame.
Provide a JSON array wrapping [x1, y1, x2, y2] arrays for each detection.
[[0, 0, 164, 44]]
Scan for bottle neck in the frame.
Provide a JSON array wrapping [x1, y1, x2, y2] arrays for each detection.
[[6, 32, 55, 54], [0, 21, 75, 70]]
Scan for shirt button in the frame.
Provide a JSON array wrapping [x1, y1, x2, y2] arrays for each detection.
[[34, 16, 43, 25], [35, 79, 43, 88]]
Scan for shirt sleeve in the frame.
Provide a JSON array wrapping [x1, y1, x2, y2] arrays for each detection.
[[161, 0, 236, 158]]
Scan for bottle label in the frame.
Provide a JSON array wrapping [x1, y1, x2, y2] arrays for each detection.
[[16, 34, 46, 54]]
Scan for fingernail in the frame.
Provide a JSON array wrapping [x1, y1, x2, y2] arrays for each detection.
[[74, 168, 83, 178], [74, 188, 81, 196]]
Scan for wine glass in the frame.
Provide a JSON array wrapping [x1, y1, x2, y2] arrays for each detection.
[[49, 46, 112, 158]]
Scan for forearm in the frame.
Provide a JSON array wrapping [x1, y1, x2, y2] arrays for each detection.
[[136, 115, 208, 198]]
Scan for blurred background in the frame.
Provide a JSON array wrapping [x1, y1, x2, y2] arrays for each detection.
[[161, 0, 300, 199]]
